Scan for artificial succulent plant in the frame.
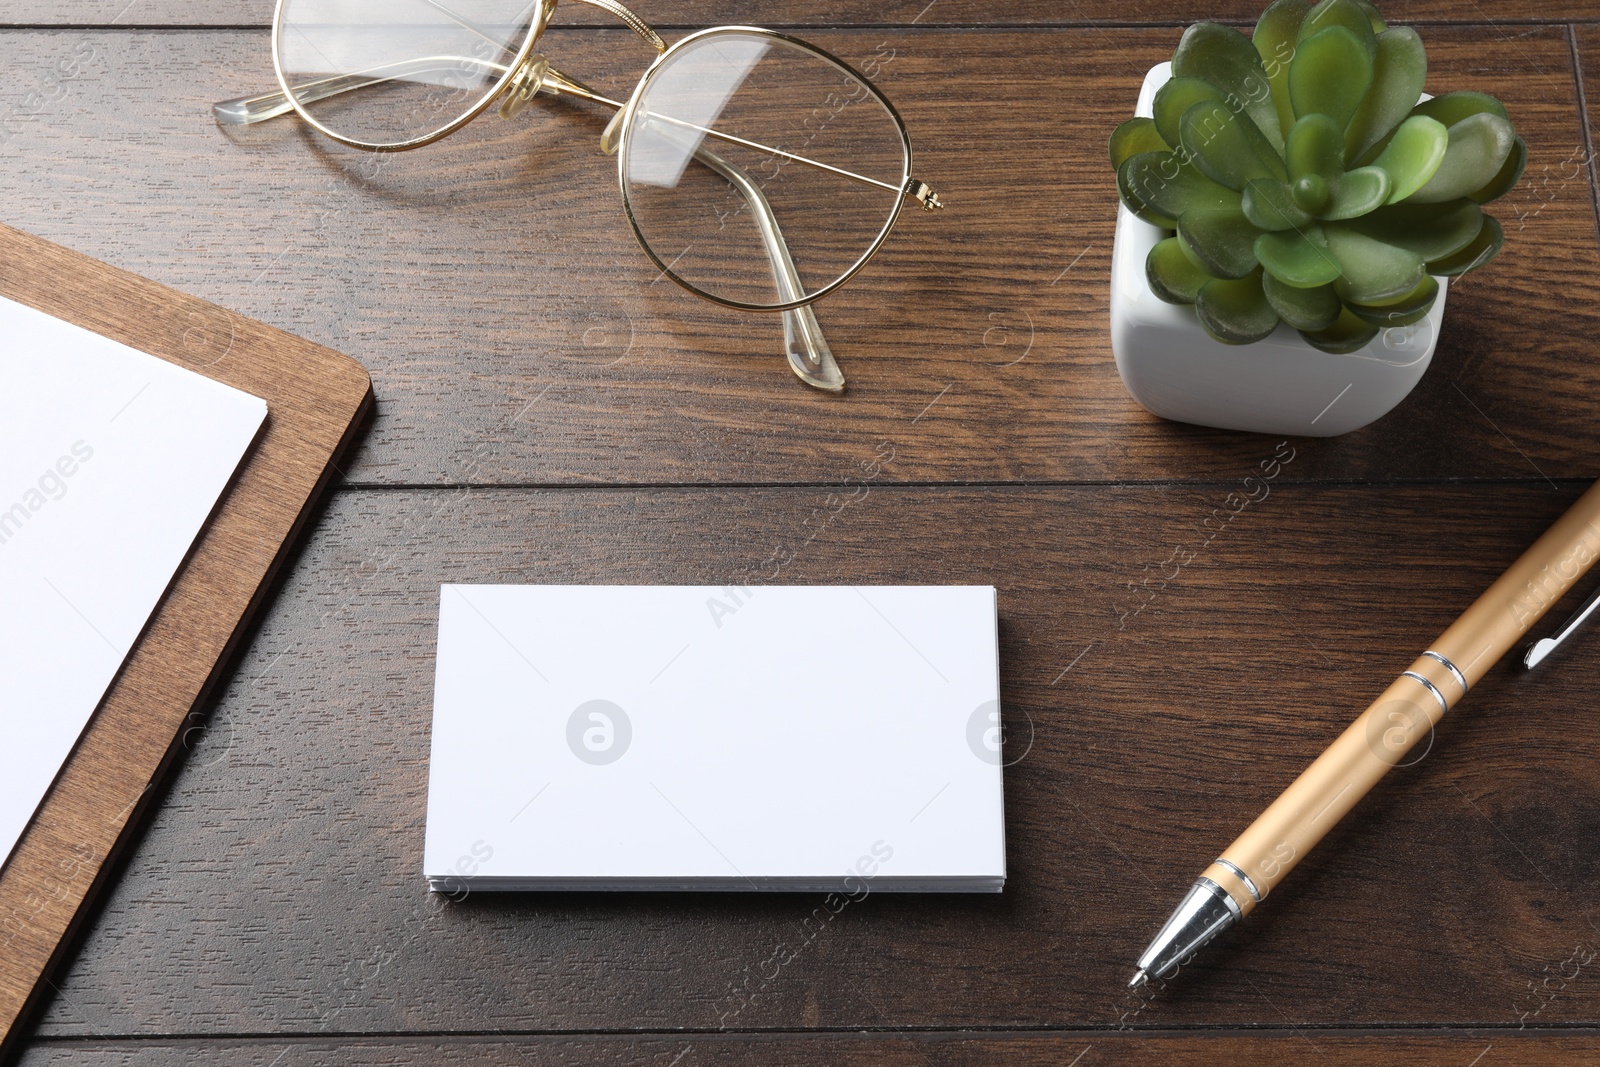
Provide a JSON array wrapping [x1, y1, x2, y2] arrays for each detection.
[[1111, 0, 1525, 352]]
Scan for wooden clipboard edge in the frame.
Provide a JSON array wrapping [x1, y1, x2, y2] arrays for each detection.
[[0, 403, 275, 870], [0, 222, 374, 1061], [0, 395, 372, 1065]]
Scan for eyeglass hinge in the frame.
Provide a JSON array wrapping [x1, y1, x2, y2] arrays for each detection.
[[905, 179, 943, 210]]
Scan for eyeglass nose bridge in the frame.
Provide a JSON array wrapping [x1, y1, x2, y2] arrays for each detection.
[[498, 54, 551, 120]]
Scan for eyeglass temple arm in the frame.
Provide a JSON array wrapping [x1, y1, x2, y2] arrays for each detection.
[[212, 55, 510, 125], [565, 70, 843, 391], [686, 142, 846, 392]]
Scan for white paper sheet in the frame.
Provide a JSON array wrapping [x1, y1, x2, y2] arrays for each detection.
[[0, 295, 267, 867], [425, 585, 1006, 892]]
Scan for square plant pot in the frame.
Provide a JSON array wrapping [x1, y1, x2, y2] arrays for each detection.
[[1110, 62, 1448, 437]]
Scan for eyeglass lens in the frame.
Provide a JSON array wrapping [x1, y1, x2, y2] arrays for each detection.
[[275, 0, 544, 147], [621, 32, 909, 310]]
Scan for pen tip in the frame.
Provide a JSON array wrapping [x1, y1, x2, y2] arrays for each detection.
[[1128, 969, 1148, 989]]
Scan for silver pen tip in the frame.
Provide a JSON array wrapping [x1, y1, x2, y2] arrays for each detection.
[[1128, 969, 1148, 989]]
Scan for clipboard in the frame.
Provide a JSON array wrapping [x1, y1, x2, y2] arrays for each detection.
[[0, 222, 373, 1061]]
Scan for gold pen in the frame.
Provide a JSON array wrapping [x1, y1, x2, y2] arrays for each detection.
[[1131, 480, 1600, 988]]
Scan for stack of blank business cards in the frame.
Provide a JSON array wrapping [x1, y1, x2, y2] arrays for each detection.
[[424, 585, 1006, 893]]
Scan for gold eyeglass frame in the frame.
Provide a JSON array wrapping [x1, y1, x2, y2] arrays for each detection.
[[266, 0, 554, 151], [214, 0, 943, 391], [615, 24, 920, 314]]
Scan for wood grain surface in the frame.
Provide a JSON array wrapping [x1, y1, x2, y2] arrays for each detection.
[[15, 1030, 1600, 1066], [0, 26, 1594, 485], [4, 0, 1598, 27], [20, 484, 1600, 1042], [6, 1, 1600, 1063], [1581, 26, 1600, 236]]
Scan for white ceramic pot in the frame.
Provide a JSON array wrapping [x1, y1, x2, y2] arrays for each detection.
[[1110, 62, 1447, 437]]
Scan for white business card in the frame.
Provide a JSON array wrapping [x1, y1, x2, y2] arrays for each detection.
[[424, 585, 1005, 892]]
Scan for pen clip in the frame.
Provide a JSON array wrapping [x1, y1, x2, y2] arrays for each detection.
[[1523, 580, 1600, 669]]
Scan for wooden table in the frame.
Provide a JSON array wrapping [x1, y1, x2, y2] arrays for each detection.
[[5, 1, 1600, 1063]]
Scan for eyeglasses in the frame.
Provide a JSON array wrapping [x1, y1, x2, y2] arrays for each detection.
[[213, 0, 943, 392]]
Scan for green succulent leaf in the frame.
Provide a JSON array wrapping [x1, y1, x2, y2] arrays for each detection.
[[1299, 0, 1378, 59], [1470, 135, 1527, 204], [1242, 177, 1313, 230], [1339, 199, 1484, 261], [1286, 112, 1347, 182], [1263, 273, 1342, 331], [1407, 113, 1517, 203], [1153, 77, 1227, 150], [1300, 307, 1381, 353], [1172, 21, 1285, 153], [1117, 157, 1178, 228], [1352, 93, 1510, 179], [1324, 165, 1392, 219], [1426, 214, 1504, 276], [1253, 0, 1310, 140], [1117, 10, 1518, 350], [1147, 236, 1212, 304], [1347, 275, 1440, 328], [1255, 224, 1342, 287], [1292, 174, 1334, 214], [1119, 150, 1234, 223], [1118, 185, 1178, 229], [1178, 207, 1265, 278], [1410, 90, 1509, 129], [1196, 269, 1282, 344], [1370, 115, 1448, 203], [1290, 26, 1374, 132], [1176, 232, 1210, 270], [1357, 91, 1512, 171], [1180, 99, 1289, 190], [1111, 117, 1171, 169], [1351, 0, 1387, 31], [1344, 28, 1427, 165], [1323, 225, 1426, 302]]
